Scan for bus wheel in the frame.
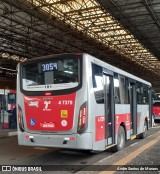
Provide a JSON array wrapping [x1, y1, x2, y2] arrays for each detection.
[[112, 126, 125, 152], [139, 121, 147, 139]]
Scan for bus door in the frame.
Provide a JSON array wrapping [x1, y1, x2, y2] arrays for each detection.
[[129, 81, 137, 135], [103, 70, 115, 146]]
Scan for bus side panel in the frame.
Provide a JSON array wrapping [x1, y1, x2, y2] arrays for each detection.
[[91, 103, 105, 151], [115, 104, 131, 143], [137, 105, 149, 134]]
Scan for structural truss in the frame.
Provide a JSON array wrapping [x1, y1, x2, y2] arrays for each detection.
[[0, 0, 160, 91]]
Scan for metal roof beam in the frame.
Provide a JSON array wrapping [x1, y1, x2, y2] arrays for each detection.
[[65, 6, 100, 14], [32, 0, 73, 9], [142, 0, 160, 29]]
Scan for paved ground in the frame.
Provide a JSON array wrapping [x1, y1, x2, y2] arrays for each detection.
[[0, 123, 160, 174], [77, 126, 160, 174]]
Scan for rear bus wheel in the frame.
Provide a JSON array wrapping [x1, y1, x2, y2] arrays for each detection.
[[139, 121, 147, 139], [112, 126, 125, 152]]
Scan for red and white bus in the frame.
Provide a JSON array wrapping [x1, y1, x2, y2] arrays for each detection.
[[17, 53, 152, 152], [0, 89, 16, 112], [153, 100, 160, 120], [0, 89, 16, 128]]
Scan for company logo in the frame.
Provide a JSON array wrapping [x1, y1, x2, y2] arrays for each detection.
[[43, 101, 51, 111], [2, 166, 11, 172], [28, 101, 38, 108]]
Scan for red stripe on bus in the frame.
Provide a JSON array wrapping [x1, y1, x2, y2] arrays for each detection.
[[115, 113, 131, 134], [95, 116, 105, 142]]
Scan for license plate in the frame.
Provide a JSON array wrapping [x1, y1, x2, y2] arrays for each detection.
[[40, 122, 55, 128]]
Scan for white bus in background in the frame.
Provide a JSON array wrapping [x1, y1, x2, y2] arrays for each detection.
[[17, 53, 152, 152]]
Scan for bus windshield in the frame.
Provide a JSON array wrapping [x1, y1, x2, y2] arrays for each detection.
[[21, 57, 80, 91]]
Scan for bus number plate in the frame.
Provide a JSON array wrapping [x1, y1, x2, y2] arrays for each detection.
[[40, 123, 55, 128]]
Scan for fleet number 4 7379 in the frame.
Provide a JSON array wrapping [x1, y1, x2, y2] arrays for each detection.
[[58, 100, 73, 105]]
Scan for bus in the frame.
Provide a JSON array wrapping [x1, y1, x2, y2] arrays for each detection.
[[153, 100, 160, 120], [17, 53, 152, 152], [0, 89, 16, 112], [155, 93, 160, 100], [152, 93, 160, 120], [0, 89, 16, 128]]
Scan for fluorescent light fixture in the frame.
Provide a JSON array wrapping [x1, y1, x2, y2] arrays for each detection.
[[64, 70, 73, 74]]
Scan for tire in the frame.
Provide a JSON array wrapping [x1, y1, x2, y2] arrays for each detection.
[[112, 126, 125, 152], [139, 121, 147, 139]]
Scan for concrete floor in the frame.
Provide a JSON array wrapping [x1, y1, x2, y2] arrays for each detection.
[[0, 124, 160, 174]]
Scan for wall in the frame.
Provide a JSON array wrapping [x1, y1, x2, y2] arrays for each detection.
[[0, 77, 16, 90]]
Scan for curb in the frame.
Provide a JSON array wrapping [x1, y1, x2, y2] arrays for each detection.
[[8, 131, 17, 136], [0, 131, 17, 138]]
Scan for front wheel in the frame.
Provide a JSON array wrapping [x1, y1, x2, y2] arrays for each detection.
[[112, 126, 125, 152]]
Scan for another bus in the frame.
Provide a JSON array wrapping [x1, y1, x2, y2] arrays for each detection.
[[155, 93, 160, 100], [17, 53, 152, 152], [0, 89, 16, 128], [152, 93, 160, 120], [0, 89, 16, 112], [153, 100, 160, 120]]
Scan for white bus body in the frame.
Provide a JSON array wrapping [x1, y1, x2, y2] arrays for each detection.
[[17, 53, 152, 151]]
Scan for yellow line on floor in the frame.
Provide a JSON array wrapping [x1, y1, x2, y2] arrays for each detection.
[[99, 135, 160, 174]]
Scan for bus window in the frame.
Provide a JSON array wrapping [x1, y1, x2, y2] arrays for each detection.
[[92, 63, 104, 104], [114, 74, 120, 104], [21, 58, 79, 91], [142, 86, 149, 104], [119, 75, 129, 104], [137, 83, 143, 104]]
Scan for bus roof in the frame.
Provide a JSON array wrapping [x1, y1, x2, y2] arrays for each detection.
[[85, 53, 151, 86], [19, 53, 151, 86]]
